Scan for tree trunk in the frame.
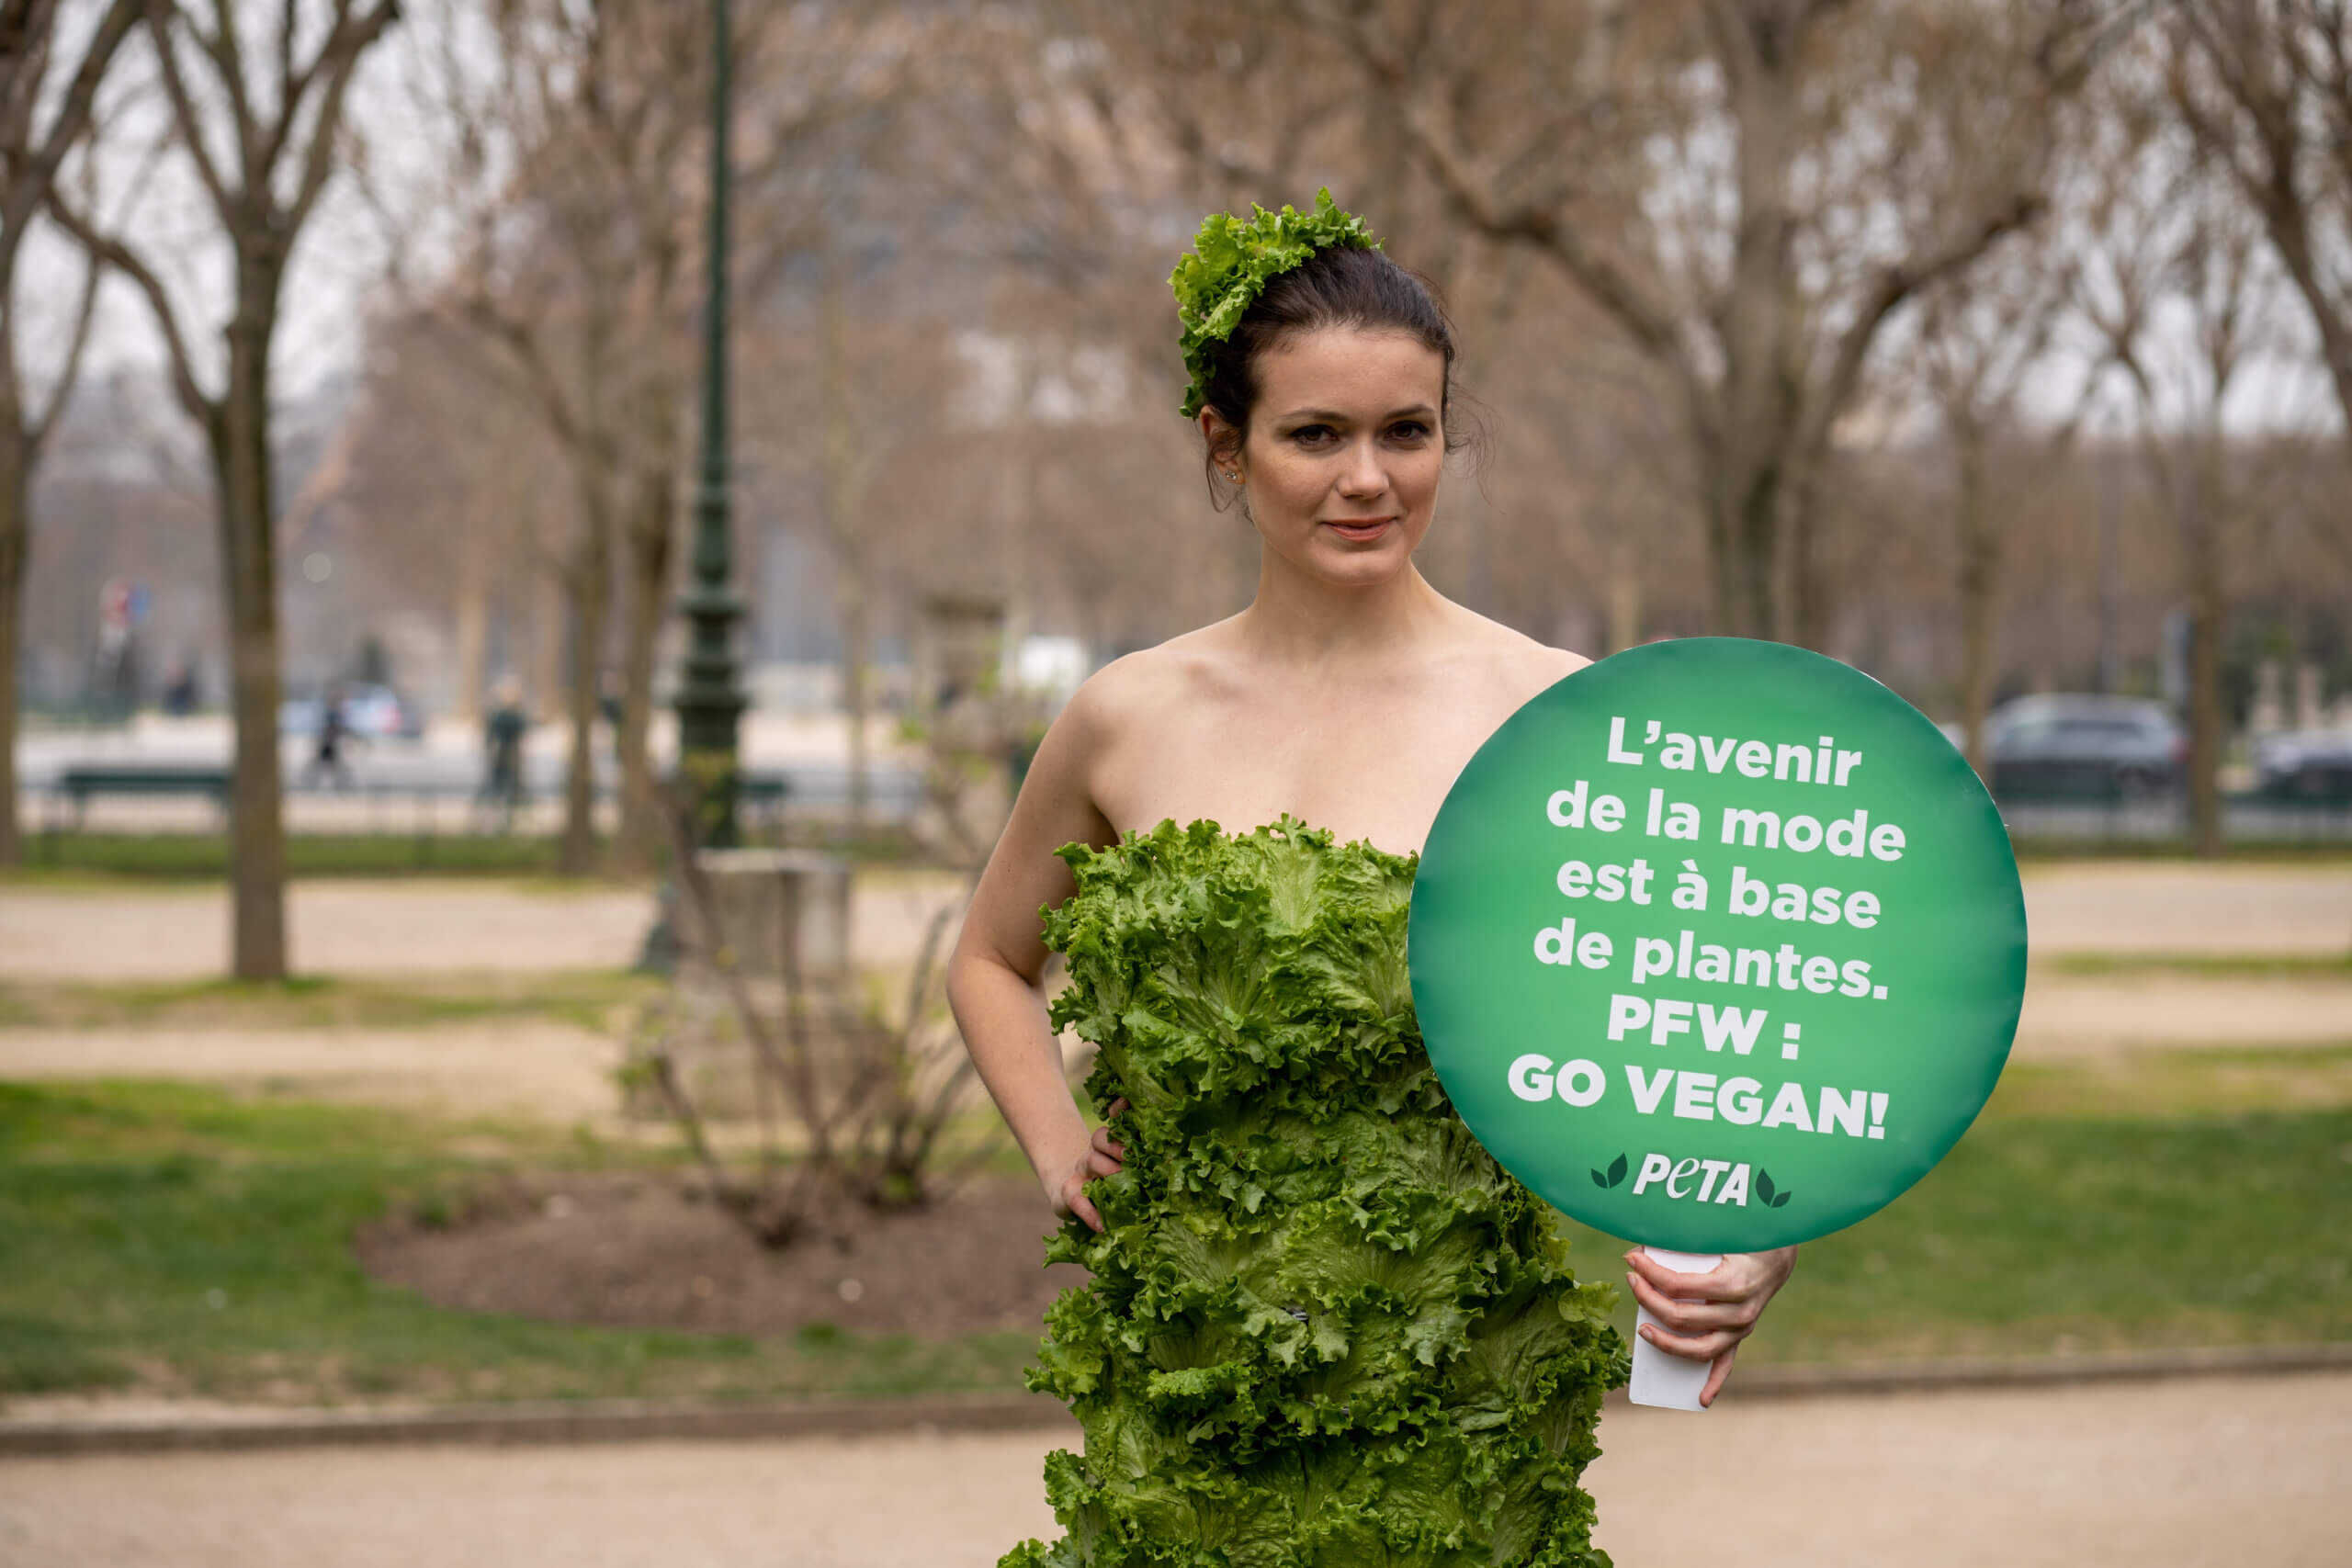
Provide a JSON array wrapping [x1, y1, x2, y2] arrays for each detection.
[[451, 523, 488, 724], [0, 418, 26, 869], [558, 523, 608, 876], [820, 262, 868, 840], [1604, 553, 1641, 655], [2183, 516, 2225, 859], [218, 315, 288, 979], [531, 566, 564, 725], [615, 468, 673, 875], [1954, 427, 1998, 778], [841, 562, 869, 841], [1701, 451, 1783, 641]]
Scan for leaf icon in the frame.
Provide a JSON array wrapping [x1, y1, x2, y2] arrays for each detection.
[[1755, 1168, 1779, 1207], [1770, 1190, 1792, 1208], [1590, 1167, 1608, 1188], [1590, 1152, 1630, 1190]]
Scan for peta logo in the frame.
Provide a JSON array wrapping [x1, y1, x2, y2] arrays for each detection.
[[1603, 1152, 1793, 1209]]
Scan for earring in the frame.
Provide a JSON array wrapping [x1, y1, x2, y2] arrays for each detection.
[[1224, 469, 1242, 482]]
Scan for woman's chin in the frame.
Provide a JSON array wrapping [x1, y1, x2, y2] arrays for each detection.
[[1278, 535, 1416, 587]]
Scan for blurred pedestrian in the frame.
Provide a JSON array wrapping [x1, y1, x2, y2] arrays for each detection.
[[480, 677, 529, 830], [162, 661, 198, 716], [303, 683, 355, 790]]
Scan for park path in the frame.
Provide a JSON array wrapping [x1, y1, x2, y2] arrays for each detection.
[[0, 1022, 624, 1122], [0, 863, 2344, 1121], [2019, 860, 2352, 955], [0, 862, 2343, 982], [0, 872, 968, 980], [0, 1373, 2342, 1567]]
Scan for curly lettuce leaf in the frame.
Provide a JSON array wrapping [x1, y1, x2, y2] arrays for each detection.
[[1008, 820, 1626, 1568], [1169, 191, 1380, 419]]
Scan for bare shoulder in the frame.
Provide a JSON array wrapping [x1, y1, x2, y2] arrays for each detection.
[[1060, 622, 1240, 738], [1441, 604, 1590, 706]]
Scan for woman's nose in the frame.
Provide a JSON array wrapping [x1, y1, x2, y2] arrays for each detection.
[[1338, 438, 1386, 498]]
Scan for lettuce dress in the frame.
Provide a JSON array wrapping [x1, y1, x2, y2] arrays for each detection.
[[1003, 819, 1627, 1568]]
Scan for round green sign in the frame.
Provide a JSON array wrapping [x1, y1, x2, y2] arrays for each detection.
[[1409, 638, 2026, 1253]]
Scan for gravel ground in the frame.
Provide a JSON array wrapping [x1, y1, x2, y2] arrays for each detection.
[[0, 1023, 625, 1122], [0, 874, 971, 981], [2011, 973, 2352, 1056], [0, 862, 2343, 985], [0, 1374, 2341, 1568], [2019, 861, 2352, 955]]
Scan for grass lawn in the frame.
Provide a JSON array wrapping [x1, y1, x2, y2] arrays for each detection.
[[1562, 1048, 2352, 1364], [0, 1081, 1035, 1406], [2, 827, 943, 884], [0, 971, 662, 1035], [2, 1048, 2346, 1408], [9, 832, 581, 881]]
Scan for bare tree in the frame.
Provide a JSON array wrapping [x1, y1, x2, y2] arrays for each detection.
[[1288, 0, 2117, 645], [2073, 88, 2291, 854], [2168, 1, 2352, 485], [0, 0, 141, 867], [50, 0, 396, 976], [1908, 230, 2085, 773], [400, 0, 902, 874]]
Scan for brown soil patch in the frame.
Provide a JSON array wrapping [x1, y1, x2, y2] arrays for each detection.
[[356, 1174, 1084, 1338]]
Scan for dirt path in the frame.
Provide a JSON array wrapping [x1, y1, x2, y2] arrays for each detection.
[[0, 863, 2341, 982], [0, 874, 970, 981], [2014, 973, 2352, 1056], [2021, 862, 2352, 955], [0, 1374, 2339, 1568], [0, 1023, 624, 1123], [0, 884, 654, 980]]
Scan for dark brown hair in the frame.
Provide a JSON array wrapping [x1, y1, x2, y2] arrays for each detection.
[[1195, 244, 1479, 498]]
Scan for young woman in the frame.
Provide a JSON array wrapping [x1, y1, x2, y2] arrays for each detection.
[[948, 197, 1793, 1562]]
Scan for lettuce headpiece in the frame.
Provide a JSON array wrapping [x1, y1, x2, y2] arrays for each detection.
[[1170, 188, 1379, 420]]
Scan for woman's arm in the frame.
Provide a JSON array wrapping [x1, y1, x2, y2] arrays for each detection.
[[945, 682, 1127, 1229]]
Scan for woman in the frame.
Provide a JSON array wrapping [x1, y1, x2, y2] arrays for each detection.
[[949, 195, 1793, 1566]]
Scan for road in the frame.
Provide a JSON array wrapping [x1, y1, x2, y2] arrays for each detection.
[[13, 713, 924, 830], [0, 1374, 2342, 1567]]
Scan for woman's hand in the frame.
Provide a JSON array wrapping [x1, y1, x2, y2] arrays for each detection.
[[1048, 1100, 1128, 1232], [1623, 1246, 1798, 1407]]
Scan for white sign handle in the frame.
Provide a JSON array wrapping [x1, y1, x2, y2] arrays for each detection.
[[1627, 1247, 1722, 1411]]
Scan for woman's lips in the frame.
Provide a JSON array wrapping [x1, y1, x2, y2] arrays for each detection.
[[1324, 517, 1394, 542]]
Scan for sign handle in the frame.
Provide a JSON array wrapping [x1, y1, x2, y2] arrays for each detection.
[[1627, 1247, 1722, 1412]]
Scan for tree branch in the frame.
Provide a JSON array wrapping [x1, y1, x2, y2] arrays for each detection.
[[1796, 187, 2043, 465], [282, 0, 397, 237], [1, 0, 141, 233], [25, 236, 101, 450], [146, 6, 243, 223], [42, 187, 214, 423]]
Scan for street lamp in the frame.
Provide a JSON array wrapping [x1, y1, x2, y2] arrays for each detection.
[[674, 0, 746, 846]]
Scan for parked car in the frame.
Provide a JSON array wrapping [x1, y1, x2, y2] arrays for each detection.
[[277, 682, 424, 743], [1983, 694, 2184, 799], [2254, 729, 2352, 801]]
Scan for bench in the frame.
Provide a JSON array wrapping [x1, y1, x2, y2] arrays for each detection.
[[52, 765, 232, 828]]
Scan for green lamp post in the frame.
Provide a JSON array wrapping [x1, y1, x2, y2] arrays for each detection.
[[674, 0, 746, 846]]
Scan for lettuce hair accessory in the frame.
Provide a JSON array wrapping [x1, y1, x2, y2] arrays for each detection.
[[1170, 188, 1379, 420]]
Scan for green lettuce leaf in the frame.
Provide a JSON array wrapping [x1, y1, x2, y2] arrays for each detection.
[[1007, 819, 1627, 1568], [1169, 191, 1379, 420]]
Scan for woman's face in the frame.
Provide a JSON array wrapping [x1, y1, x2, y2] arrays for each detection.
[[1213, 326, 1447, 587]]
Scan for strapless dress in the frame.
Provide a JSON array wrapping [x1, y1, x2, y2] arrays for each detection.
[[1002, 819, 1626, 1568]]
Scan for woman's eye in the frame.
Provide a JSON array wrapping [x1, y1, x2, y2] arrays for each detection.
[[1289, 424, 1337, 446], [1387, 421, 1431, 442]]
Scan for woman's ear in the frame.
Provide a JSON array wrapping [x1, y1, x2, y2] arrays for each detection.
[[1198, 406, 1243, 481]]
